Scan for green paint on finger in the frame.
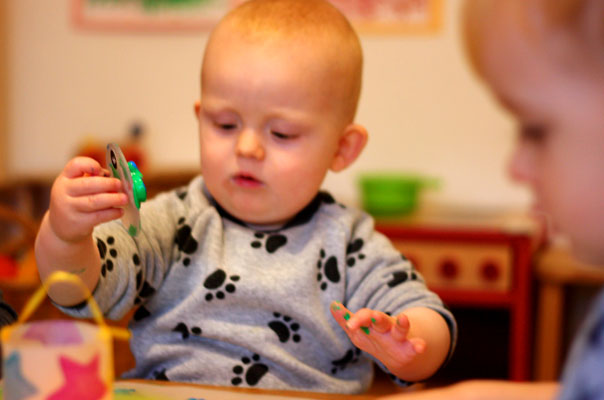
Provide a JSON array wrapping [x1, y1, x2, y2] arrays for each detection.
[[344, 313, 350, 321], [361, 326, 370, 335], [332, 303, 341, 311], [371, 318, 376, 324]]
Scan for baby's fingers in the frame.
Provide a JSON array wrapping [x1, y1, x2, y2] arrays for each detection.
[[330, 301, 354, 332], [62, 157, 108, 179], [330, 303, 377, 338], [67, 176, 124, 197], [409, 337, 426, 354], [391, 314, 425, 354], [78, 207, 125, 228], [72, 192, 129, 213], [368, 311, 394, 334], [391, 313, 411, 342]]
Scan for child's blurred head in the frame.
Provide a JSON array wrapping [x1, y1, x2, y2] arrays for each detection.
[[196, 0, 367, 226], [463, 0, 604, 263]]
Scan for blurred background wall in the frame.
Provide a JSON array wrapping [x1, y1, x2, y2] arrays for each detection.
[[3, 0, 530, 211]]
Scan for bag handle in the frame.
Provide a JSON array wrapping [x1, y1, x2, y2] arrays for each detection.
[[17, 270, 130, 340]]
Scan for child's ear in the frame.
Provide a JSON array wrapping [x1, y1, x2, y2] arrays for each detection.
[[330, 123, 368, 172], [194, 100, 201, 120]]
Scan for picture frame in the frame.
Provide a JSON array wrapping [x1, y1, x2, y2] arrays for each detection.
[[72, 0, 443, 34]]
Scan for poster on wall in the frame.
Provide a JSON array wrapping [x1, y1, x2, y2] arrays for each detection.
[[72, 0, 442, 34]]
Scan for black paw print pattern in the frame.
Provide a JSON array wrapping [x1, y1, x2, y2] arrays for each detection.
[[173, 322, 202, 339], [345, 238, 365, 267], [250, 232, 287, 253], [268, 312, 301, 343], [331, 348, 361, 374], [153, 369, 169, 381], [133, 305, 151, 321], [317, 249, 340, 290], [134, 256, 156, 305], [387, 269, 419, 288], [174, 217, 198, 267], [203, 269, 240, 301], [176, 189, 187, 200], [97, 236, 118, 277], [231, 354, 269, 387]]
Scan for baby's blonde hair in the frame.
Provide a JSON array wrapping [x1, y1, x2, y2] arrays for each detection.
[[463, 0, 604, 78], [203, 0, 363, 122]]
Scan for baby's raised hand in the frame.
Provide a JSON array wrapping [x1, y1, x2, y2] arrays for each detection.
[[48, 157, 128, 243], [330, 301, 425, 376]]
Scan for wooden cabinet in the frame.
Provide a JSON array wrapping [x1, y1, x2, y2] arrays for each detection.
[[377, 222, 536, 381]]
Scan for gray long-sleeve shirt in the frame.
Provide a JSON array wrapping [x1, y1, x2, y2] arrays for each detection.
[[61, 176, 456, 394]]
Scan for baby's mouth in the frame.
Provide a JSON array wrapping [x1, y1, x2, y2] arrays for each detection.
[[233, 172, 263, 187]]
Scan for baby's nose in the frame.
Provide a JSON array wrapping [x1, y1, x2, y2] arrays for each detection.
[[236, 129, 265, 160]]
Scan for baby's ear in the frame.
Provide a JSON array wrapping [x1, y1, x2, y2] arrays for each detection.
[[194, 100, 201, 120], [330, 124, 368, 172]]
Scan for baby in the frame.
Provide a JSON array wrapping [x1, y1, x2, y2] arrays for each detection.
[[35, 0, 455, 393], [382, 0, 604, 398]]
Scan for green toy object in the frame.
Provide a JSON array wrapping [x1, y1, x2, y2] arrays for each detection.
[[106, 143, 147, 236]]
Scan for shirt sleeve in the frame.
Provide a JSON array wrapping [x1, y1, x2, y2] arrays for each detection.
[[57, 184, 193, 320], [342, 211, 457, 383]]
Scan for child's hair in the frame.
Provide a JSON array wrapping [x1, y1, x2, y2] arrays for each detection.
[[203, 0, 363, 122], [462, 0, 604, 79]]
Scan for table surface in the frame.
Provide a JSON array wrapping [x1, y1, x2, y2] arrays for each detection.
[[115, 380, 380, 400], [0, 379, 380, 400]]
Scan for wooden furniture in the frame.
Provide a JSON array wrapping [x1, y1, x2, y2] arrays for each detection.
[[533, 243, 604, 381], [376, 218, 536, 381], [116, 379, 382, 399]]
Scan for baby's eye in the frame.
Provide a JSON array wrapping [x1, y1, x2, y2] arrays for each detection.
[[215, 122, 237, 131], [271, 131, 294, 140], [519, 123, 548, 143]]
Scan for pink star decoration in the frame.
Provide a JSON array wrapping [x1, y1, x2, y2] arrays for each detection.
[[47, 353, 107, 400]]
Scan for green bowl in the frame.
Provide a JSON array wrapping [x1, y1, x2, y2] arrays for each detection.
[[359, 173, 437, 217]]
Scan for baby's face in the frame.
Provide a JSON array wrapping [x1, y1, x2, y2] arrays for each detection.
[[478, 6, 604, 263], [198, 31, 350, 225]]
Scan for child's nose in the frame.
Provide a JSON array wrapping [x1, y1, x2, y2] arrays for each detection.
[[236, 129, 265, 160]]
